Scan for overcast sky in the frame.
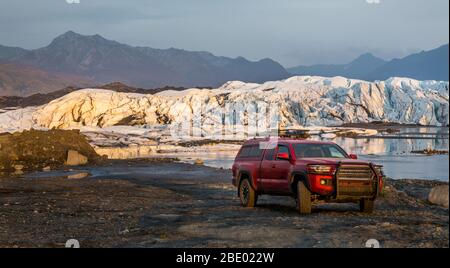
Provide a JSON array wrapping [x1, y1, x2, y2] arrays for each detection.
[[0, 0, 448, 67]]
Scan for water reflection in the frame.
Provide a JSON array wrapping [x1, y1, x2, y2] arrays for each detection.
[[93, 127, 449, 181], [314, 127, 449, 155], [360, 155, 449, 181], [328, 136, 449, 156], [95, 145, 157, 159]]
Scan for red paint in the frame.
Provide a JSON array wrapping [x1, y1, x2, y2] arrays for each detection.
[[232, 138, 383, 202]]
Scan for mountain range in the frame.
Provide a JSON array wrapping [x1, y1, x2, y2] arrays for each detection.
[[0, 31, 289, 96], [0, 45, 27, 60], [288, 44, 449, 81], [0, 31, 448, 97], [0, 62, 94, 96]]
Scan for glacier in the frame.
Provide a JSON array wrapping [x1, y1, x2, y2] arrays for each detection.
[[0, 76, 448, 136]]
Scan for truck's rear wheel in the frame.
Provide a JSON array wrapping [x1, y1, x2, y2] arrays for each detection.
[[239, 178, 257, 207], [360, 198, 374, 213], [296, 181, 311, 214]]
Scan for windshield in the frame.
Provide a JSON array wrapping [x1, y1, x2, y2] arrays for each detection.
[[293, 143, 348, 159]]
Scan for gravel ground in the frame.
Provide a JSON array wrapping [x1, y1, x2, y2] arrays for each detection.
[[0, 159, 448, 248]]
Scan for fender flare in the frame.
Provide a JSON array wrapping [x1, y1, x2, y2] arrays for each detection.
[[236, 169, 256, 191], [289, 171, 311, 194]]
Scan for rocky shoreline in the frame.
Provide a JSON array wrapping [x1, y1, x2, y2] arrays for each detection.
[[0, 158, 448, 248]]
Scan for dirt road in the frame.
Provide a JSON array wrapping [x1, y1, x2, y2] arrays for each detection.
[[0, 159, 448, 248]]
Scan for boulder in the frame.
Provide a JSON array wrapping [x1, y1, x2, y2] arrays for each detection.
[[428, 185, 449, 208], [66, 150, 88, 166], [42, 166, 51, 171], [14, 164, 24, 170], [194, 159, 204, 165], [67, 172, 89, 179], [0, 129, 99, 171]]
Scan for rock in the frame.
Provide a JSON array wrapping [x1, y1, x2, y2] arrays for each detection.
[[14, 164, 24, 170], [119, 228, 130, 235], [9, 153, 19, 161], [66, 150, 88, 166], [42, 166, 51, 171], [67, 172, 89, 179], [320, 133, 337, 139], [428, 185, 449, 208], [0, 129, 99, 172], [194, 159, 204, 165]]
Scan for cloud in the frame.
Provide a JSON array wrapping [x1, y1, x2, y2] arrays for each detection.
[[366, 0, 381, 4]]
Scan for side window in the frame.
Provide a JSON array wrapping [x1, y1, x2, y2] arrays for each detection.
[[264, 148, 276, 160], [238, 146, 251, 158], [248, 145, 263, 158], [328, 147, 344, 158], [238, 145, 263, 158], [276, 144, 290, 160]]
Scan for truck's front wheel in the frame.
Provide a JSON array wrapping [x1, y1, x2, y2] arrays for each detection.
[[297, 181, 311, 214], [239, 178, 257, 207], [360, 198, 374, 213]]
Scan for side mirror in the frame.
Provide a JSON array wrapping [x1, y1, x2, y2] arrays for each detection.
[[349, 154, 358, 160], [277, 152, 290, 160]]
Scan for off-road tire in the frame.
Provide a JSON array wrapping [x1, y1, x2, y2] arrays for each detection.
[[239, 178, 257, 207], [296, 181, 311, 214], [360, 198, 374, 213]]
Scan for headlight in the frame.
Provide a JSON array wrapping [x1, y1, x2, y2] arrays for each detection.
[[307, 165, 334, 174]]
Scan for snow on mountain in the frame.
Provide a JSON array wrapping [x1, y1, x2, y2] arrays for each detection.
[[0, 76, 448, 136]]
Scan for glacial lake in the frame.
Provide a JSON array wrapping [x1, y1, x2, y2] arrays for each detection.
[[152, 127, 449, 181]]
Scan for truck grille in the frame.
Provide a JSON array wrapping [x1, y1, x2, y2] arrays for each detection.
[[336, 164, 375, 197]]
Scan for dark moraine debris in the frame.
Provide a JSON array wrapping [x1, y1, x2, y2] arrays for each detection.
[[411, 148, 449, 155], [0, 129, 100, 171], [0, 82, 190, 109]]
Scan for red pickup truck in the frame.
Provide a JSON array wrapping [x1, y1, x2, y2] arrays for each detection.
[[232, 138, 384, 214]]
